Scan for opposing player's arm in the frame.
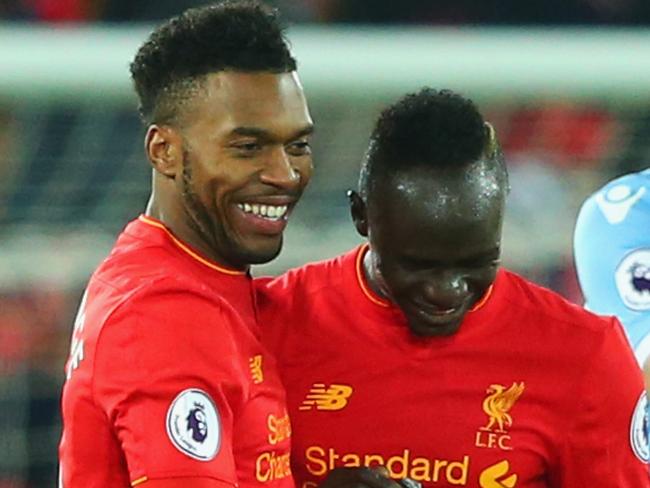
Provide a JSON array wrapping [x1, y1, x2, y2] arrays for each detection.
[[93, 283, 244, 487], [558, 317, 650, 487]]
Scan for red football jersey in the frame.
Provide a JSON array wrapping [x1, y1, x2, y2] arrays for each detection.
[[255, 245, 650, 488], [59, 215, 293, 488]]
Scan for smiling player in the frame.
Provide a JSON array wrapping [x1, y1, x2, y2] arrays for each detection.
[[58, 2, 314, 487], [256, 89, 649, 487]]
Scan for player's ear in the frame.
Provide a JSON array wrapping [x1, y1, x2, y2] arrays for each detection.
[[145, 124, 183, 179], [348, 190, 368, 237]]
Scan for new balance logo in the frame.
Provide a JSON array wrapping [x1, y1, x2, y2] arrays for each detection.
[[479, 460, 517, 488], [249, 355, 264, 384], [299, 383, 353, 411]]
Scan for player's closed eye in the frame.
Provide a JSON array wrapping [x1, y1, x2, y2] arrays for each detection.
[[286, 140, 311, 157], [231, 140, 263, 157]]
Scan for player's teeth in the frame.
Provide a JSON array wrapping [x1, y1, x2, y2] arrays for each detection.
[[239, 203, 288, 219]]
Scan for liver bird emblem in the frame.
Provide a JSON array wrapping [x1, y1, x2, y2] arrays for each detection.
[[481, 382, 525, 433]]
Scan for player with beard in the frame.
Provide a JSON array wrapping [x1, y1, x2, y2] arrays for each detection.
[[255, 89, 649, 487], [58, 2, 317, 487]]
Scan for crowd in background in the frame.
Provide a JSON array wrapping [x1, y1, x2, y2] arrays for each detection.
[[2, 0, 650, 24], [2, 1, 650, 486]]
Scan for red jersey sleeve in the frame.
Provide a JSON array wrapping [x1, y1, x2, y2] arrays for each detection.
[[556, 317, 649, 487], [93, 281, 248, 486]]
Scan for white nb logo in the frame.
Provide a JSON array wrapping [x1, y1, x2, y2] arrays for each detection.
[[595, 184, 646, 224]]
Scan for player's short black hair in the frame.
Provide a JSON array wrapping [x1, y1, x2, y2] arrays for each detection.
[[130, 0, 296, 125], [360, 88, 507, 198]]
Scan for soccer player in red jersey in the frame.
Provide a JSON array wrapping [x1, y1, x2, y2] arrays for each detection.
[[256, 89, 650, 487], [58, 2, 317, 487]]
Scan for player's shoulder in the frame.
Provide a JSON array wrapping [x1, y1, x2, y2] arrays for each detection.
[[499, 268, 615, 335], [255, 247, 358, 299], [87, 254, 238, 341], [594, 169, 650, 196], [94, 234, 188, 293], [577, 169, 650, 224], [91, 273, 240, 359]]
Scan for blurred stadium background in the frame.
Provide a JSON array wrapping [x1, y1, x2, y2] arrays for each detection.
[[2, 0, 650, 486]]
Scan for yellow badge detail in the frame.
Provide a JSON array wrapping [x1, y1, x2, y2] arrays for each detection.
[[479, 460, 517, 488], [299, 383, 353, 411], [482, 382, 525, 432], [475, 382, 524, 451], [249, 355, 264, 384]]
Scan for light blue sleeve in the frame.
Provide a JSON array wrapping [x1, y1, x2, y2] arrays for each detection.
[[574, 169, 650, 365]]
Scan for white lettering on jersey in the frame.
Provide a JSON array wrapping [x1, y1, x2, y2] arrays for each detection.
[[66, 289, 88, 379], [595, 184, 645, 224]]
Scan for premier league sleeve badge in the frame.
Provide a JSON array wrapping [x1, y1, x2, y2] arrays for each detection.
[[166, 388, 221, 461]]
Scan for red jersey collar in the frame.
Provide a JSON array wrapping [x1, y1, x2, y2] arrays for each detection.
[[137, 215, 246, 276], [354, 243, 494, 313]]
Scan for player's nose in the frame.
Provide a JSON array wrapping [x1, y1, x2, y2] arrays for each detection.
[[420, 275, 468, 309], [259, 147, 302, 191]]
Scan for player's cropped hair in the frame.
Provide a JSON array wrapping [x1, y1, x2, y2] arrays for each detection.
[[130, 0, 296, 125], [360, 88, 507, 197]]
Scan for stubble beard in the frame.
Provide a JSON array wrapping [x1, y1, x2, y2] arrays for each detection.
[[179, 149, 284, 267], [180, 149, 224, 260]]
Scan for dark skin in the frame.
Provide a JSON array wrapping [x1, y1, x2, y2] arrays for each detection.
[[141, 72, 397, 488], [350, 161, 506, 337], [145, 70, 315, 271], [143, 70, 313, 488]]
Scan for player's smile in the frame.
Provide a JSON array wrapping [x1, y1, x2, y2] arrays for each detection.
[[405, 300, 472, 336], [232, 195, 298, 236], [177, 71, 313, 269]]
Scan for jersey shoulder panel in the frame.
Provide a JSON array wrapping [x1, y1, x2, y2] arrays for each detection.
[[500, 268, 614, 335]]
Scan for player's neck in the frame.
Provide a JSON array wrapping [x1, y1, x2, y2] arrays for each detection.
[[363, 248, 391, 300], [144, 195, 249, 273]]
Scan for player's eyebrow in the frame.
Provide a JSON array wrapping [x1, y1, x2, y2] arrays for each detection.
[[230, 124, 315, 141]]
